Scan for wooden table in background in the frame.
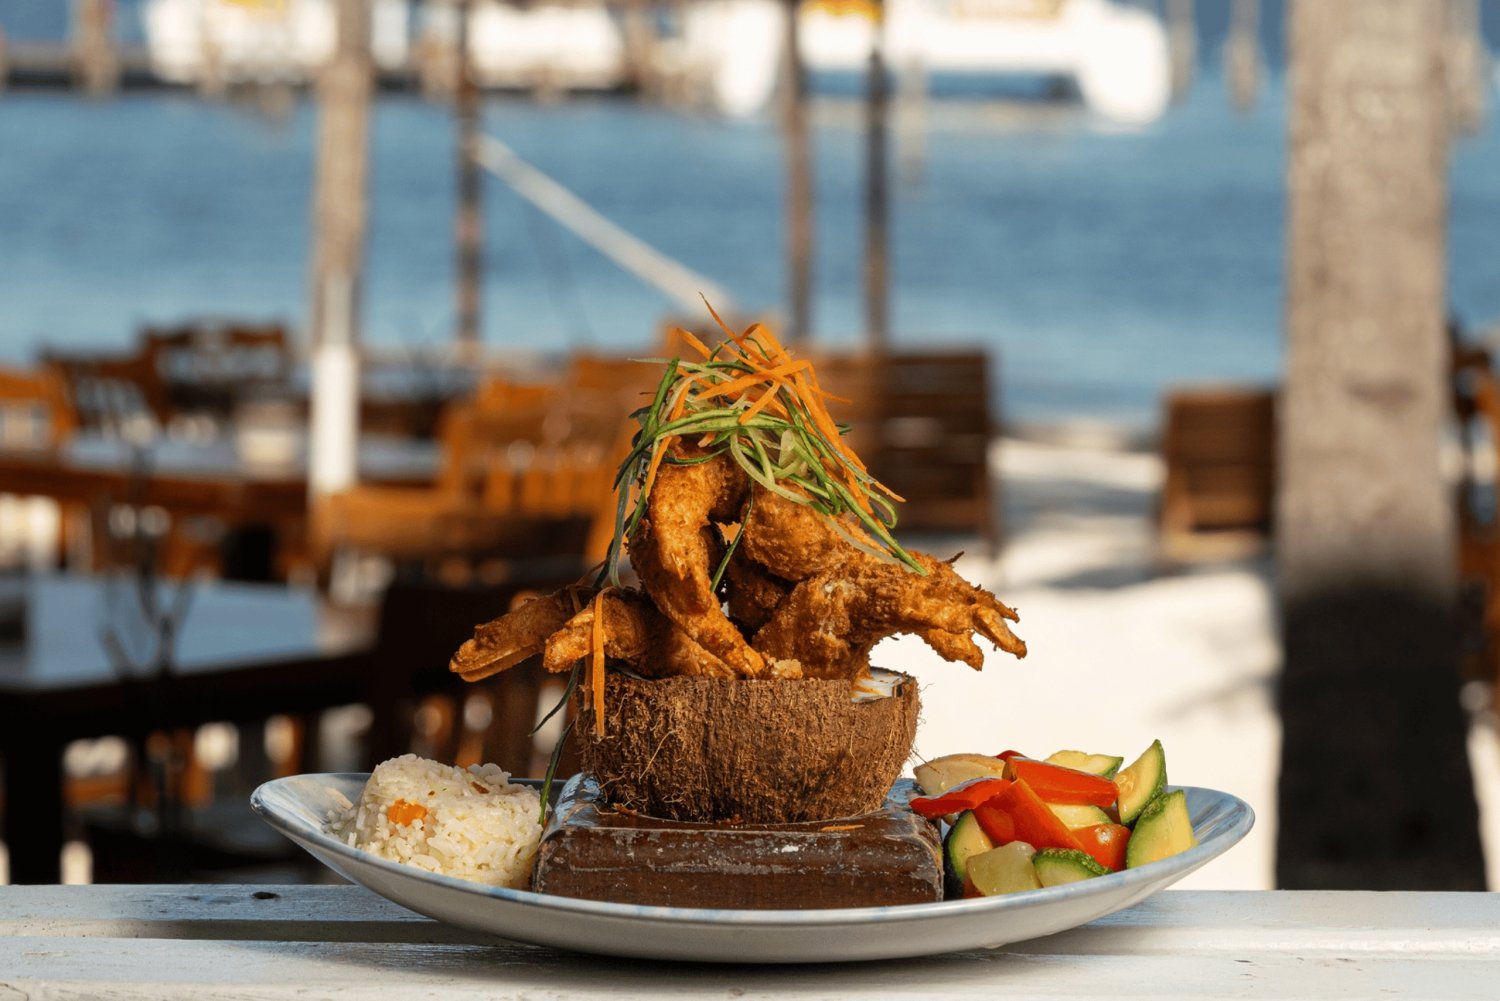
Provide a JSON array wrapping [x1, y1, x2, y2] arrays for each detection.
[[0, 574, 377, 884], [0, 434, 438, 523], [0, 885, 1495, 998]]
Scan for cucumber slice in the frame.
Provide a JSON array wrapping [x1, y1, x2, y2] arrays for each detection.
[[1114, 739, 1167, 825], [965, 841, 1040, 897], [1045, 749, 1125, 779], [1033, 848, 1110, 886], [914, 754, 1009, 796], [1125, 789, 1198, 869], [1046, 802, 1114, 830], [941, 811, 995, 899]]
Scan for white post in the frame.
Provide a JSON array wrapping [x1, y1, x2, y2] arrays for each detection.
[[309, 272, 359, 497]]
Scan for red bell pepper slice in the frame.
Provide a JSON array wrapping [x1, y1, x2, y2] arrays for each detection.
[[974, 778, 1084, 853], [908, 778, 1009, 819], [1074, 823, 1131, 872], [1006, 757, 1119, 808]]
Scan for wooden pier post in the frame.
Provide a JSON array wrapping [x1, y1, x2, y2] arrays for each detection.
[[73, 0, 119, 98], [1166, 0, 1196, 103], [1225, 0, 1261, 113], [308, 0, 372, 501], [455, 0, 484, 349], [780, 0, 812, 345], [862, 0, 889, 354]]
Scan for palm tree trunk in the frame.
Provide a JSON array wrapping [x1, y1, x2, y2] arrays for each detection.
[[1278, 0, 1484, 889]]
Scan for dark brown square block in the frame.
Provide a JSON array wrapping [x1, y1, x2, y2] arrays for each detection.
[[532, 777, 942, 909]]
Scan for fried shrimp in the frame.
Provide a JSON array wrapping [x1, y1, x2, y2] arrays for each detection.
[[751, 553, 1027, 680], [542, 587, 739, 679], [737, 487, 855, 583], [451, 314, 1025, 718], [627, 448, 770, 677], [451, 584, 596, 682]]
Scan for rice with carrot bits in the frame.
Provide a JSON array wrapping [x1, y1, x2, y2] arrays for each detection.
[[327, 754, 542, 889]]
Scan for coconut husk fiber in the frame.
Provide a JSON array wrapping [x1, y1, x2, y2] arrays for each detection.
[[576, 671, 919, 824]]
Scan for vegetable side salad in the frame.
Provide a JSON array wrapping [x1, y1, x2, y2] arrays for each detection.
[[909, 741, 1198, 898]]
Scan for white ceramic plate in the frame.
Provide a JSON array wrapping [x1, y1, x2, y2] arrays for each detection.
[[251, 773, 1253, 964]]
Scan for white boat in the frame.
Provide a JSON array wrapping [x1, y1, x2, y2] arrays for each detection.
[[142, 0, 626, 91], [685, 0, 1173, 124], [462, 0, 627, 91], [143, 0, 411, 85]]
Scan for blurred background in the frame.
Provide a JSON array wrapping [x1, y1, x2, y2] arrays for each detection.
[[4, 0, 1496, 431], [0, 0, 1497, 896]]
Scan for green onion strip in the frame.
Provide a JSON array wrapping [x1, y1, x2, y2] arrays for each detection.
[[600, 350, 926, 588]]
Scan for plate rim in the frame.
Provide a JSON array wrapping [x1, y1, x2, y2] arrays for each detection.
[[251, 771, 1255, 929]]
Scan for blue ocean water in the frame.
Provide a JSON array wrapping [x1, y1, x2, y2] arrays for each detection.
[[1, 33, 1498, 430]]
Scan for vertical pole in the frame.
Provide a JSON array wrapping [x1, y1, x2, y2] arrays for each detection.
[[1278, 0, 1482, 890], [1225, 0, 1261, 113], [1166, 0, 1196, 104], [781, 0, 812, 345], [0, 23, 10, 97], [862, 0, 889, 354], [622, 0, 657, 98], [455, 0, 484, 350], [73, 0, 119, 98], [308, 0, 371, 502]]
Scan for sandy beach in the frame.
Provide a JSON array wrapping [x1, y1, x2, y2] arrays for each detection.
[[890, 435, 1500, 891]]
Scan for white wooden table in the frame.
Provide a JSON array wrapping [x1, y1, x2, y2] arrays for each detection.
[[1, 885, 1497, 999]]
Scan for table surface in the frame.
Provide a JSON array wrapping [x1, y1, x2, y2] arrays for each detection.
[[59, 433, 440, 484], [0, 433, 438, 523], [0, 573, 370, 695], [0, 885, 1496, 999]]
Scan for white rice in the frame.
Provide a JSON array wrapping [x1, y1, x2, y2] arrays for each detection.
[[326, 754, 542, 889]]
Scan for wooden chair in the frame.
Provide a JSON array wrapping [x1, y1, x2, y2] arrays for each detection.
[[0, 365, 77, 449], [1156, 386, 1277, 562], [0, 366, 78, 570], [365, 578, 581, 779], [42, 350, 170, 438], [1451, 348, 1500, 695], [802, 348, 999, 554], [314, 385, 628, 584], [139, 321, 291, 424]]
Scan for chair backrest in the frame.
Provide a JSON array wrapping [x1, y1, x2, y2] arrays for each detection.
[[368, 578, 580, 777], [43, 350, 168, 437], [805, 347, 998, 550], [140, 322, 291, 421], [1158, 386, 1277, 541], [0, 365, 77, 449]]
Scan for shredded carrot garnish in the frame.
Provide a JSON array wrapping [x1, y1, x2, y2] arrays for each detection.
[[696, 359, 813, 402], [640, 438, 668, 500], [591, 589, 607, 735], [601, 303, 926, 585], [704, 298, 737, 339], [387, 799, 428, 827], [675, 326, 714, 360]]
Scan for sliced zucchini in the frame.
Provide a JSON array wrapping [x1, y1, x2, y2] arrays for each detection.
[[1125, 789, 1198, 869], [965, 840, 1040, 897], [1045, 749, 1125, 779], [1114, 739, 1167, 825], [941, 811, 995, 899], [913, 754, 1009, 796], [1032, 848, 1110, 887], [1046, 802, 1114, 830]]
